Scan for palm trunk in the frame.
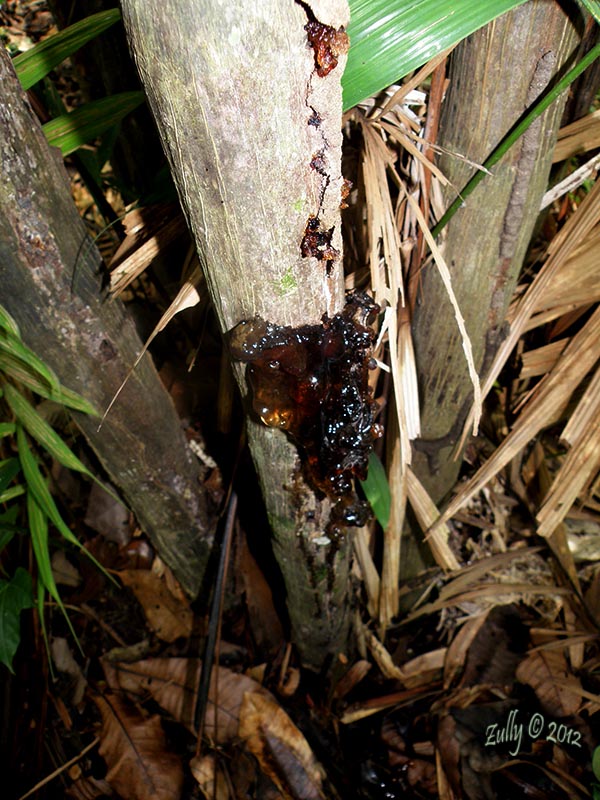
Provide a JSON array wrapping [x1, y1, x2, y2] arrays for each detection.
[[411, 0, 580, 508], [120, 0, 353, 669], [0, 48, 213, 596]]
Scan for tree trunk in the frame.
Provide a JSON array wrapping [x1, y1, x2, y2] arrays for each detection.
[[411, 0, 581, 505], [0, 48, 213, 597], [120, 0, 352, 669]]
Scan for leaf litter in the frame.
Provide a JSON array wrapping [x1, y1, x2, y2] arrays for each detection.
[[6, 4, 600, 798]]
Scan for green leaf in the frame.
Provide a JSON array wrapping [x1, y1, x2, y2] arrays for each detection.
[[0, 330, 61, 394], [42, 92, 146, 157], [16, 426, 115, 583], [13, 9, 122, 91], [0, 505, 25, 553], [0, 485, 25, 504], [432, 38, 600, 236], [577, 0, 600, 24], [0, 351, 97, 414], [5, 385, 93, 477], [0, 423, 17, 438], [343, 0, 529, 110], [593, 746, 600, 781], [26, 492, 57, 601], [0, 307, 20, 338], [361, 452, 391, 529], [0, 459, 20, 495], [0, 567, 33, 672], [26, 491, 80, 653]]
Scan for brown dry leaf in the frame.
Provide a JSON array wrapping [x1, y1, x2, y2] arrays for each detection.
[[553, 109, 600, 162], [108, 205, 188, 295], [438, 306, 600, 533], [443, 612, 490, 689], [117, 569, 193, 642], [92, 693, 183, 800], [190, 753, 229, 800], [436, 715, 461, 799], [516, 649, 581, 717], [104, 657, 272, 742], [66, 775, 113, 799], [332, 659, 371, 701], [239, 692, 325, 800]]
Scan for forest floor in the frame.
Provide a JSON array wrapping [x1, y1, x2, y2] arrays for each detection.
[[2, 2, 600, 800]]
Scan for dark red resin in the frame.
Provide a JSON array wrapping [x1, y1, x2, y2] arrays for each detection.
[[300, 215, 339, 265], [305, 20, 350, 78], [229, 292, 381, 535]]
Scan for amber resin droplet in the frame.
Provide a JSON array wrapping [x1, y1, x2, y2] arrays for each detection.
[[230, 291, 381, 536]]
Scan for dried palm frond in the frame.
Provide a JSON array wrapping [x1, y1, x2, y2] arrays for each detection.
[[553, 108, 600, 163], [537, 363, 600, 537], [436, 306, 600, 532]]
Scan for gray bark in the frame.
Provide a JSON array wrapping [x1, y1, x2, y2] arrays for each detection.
[[0, 48, 213, 596], [120, 0, 353, 669], [411, 0, 581, 505]]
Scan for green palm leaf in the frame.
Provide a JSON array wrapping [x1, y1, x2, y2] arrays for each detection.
[[5, 385, 93, 477], [13, 9, 122, 91], [343, 0, 529, 110], [42, 91, 145, 156]]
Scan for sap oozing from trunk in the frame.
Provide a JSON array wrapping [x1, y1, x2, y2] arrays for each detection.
[[230, 292, 381, 536]]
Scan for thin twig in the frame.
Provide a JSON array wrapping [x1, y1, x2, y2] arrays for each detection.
[[194, 490, 238, 754], [18, 737, 100, 800]]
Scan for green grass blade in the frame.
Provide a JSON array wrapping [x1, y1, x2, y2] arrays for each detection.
[[343, 0, 529, 110], [0, 505, 24, 552], [26, 491, 59, 603], [0, 567, 34, 672], [432, 39, 600, 237], [0, 423, 17, 438], [0, 351, 97, 414], [13, 8, 122, 91], [16, 426, 116, 583], [42, 92, 146, 157], [0, 486, 26, 504], [27, 491, 81, 652], [0, 308, 20, 338], [578, 0, 600, 24], [0, 331, 61, 393], [0, 459, 20, 495], [5, 385, 92, 476], [17, 424, 85, 546], [361, 452, 391, 529]]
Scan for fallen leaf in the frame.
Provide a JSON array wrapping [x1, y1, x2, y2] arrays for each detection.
[[103, 657, 273, 742], [51, 636, 87, 706], [332, 659, 371, 701], [190, 753, 229, 800], [117, 569, 193, 642], [516, 649, 581, 717], [92, 693, 183, 800], [443, 612, 490, 689], [239, 692, 325, 800]]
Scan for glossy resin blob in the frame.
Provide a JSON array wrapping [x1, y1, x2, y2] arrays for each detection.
[[230, 291, 381, 536]]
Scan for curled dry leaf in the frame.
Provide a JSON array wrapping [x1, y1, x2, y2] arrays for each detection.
[[190, 753, 228, 800], [92, 693, 183, 800], [117, 569, 193, 642], [104, 657, 273, 742], [443, 612, 490, 690], [239, 692, 325, 800], [516, 649, 582, 717]]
